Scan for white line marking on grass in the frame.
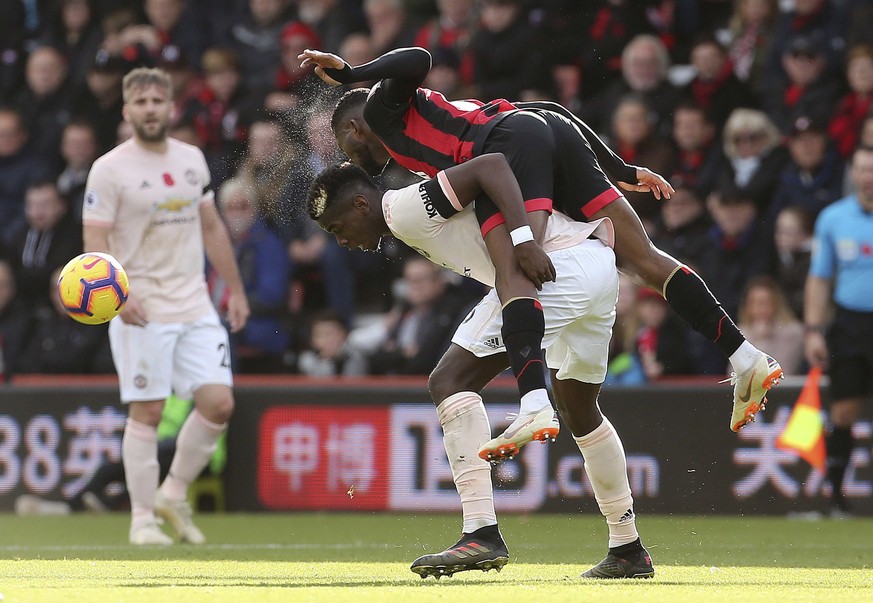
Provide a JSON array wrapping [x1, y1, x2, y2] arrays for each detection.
[[0, 543, 401, 553]]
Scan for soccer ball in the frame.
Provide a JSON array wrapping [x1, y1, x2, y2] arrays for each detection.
[[57, 252, 130, 325]]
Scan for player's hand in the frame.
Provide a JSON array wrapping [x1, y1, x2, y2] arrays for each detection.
[[298, 49, 346, 86], [226, 291, 250, 333], [804, 330, 829, 370], [119, 296, 148, 327], [515, 241, 556, 290], [617, 167, 674, 200]]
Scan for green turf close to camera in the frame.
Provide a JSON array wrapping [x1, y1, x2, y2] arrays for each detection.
[[1, 513, 871, 603]]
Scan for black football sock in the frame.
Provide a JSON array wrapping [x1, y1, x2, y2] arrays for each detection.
[[501, 297, 547, 399], [465, 523, 503, 543], [609, 538, 644, 557], [664, 266, 745, 357], [826, 426, 854, 505]]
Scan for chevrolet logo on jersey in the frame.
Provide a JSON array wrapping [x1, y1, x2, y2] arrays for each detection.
[[156, 198, 194, 212]]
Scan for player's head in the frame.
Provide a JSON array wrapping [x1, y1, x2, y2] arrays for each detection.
[[331, 88, 391, 176], [122, 67, 173, 144], [307, 161, 387, 251]]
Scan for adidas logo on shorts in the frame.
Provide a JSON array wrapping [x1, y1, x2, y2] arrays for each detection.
[[483, 337, 501, 349]]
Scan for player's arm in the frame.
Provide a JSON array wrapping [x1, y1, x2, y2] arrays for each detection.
[[200, 202, 250, 333], [803, 274, 832, 369], [516, 100, 673, 200], [439, 153, 555, 288], [300, 46, 430, 105]]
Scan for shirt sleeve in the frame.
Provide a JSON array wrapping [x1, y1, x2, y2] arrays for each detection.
[[384, 182, 452, 241], [809, 210, 836, 279], [197, 148, 215, 205], [82, 157, 119, 226]]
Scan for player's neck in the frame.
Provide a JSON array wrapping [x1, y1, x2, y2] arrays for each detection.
[[132, 135, 169, 154]]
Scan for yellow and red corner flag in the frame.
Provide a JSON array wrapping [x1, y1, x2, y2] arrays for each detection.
[[776, 366, 826, 471]]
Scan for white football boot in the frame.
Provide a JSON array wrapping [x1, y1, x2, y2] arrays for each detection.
[[478, 405, 560, 462], [155, 491, 206, 544], [727, 352, 784, 432]]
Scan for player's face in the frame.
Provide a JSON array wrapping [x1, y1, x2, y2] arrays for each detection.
[[124, 84, 172, 143], [320, 196, 382, 252], [335, 119, 389, 176]]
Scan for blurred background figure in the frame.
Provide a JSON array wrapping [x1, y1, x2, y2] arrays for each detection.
[[56, 119, 99, 223], [0, 258, 31, 378], [737, 275, 804, 376], [367, 256, 475, 376], [413, 0, 477, 87], [297, 309, 368, 376], [228, 0, 295, 92], [69, 50, 125, 152], [771, 205, 814, 320], [669, 102, 721, 199], [7, 180, 82, 311], [634, 286, 694, 380], [604, 273, 645, 386], [652, 185, 712, 271], [682, 33, 755, 128], [39, 0, 102, 91], [828, 44, 873, 160], [213, 177, 291, 373], [719, 0, 779, 99], [364, 0, 414, 57]]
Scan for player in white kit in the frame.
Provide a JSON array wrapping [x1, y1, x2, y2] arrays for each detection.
[[83, 68, 250, 545], [307, 154, 654, 580]]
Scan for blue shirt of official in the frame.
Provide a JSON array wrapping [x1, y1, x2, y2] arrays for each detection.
[[809, 195, 873, 312]]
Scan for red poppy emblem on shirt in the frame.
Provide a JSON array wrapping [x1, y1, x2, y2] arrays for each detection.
[[862, 243, 872, 256], [162, 172, 175, 186]]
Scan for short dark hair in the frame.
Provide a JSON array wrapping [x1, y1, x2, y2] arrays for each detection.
[[307, 161, 376, 220], [331, 88, 370, 133]]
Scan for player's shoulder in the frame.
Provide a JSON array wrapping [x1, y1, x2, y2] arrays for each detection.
[[168, 137, 207, 161], [92, 139, 133, 168], [818, 196, 855, 226]]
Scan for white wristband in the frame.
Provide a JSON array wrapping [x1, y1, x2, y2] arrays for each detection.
[[510, 225, 534, 246]]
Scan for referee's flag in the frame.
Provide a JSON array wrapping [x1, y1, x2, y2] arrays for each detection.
[[776, 367, 826, 471]]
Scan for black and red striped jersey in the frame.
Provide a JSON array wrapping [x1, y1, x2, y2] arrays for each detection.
[[363, 83, 518, 178]]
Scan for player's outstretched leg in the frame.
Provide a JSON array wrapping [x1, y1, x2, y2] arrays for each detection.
[[410, 524, 509, 579], [582, 538, 655, 579], [477, 405, 560, 462]]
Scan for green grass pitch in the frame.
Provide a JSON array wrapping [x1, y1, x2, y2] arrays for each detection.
[[1, 513, 871, 602]]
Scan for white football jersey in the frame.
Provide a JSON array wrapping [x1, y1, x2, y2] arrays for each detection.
[[382, 173, 614, 288]]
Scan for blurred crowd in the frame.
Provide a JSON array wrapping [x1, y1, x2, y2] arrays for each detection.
[[0, 0, 871, 381]]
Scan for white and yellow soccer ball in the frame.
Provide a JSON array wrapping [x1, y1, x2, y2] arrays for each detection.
[[57, 252, 130, 325]]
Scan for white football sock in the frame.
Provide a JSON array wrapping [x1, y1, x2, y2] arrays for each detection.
[[160, 409, 226, 503], [574, 417, 638, 548], [729, 340, 761, 375], [123, 418, 159, 530], [437, 392, 497, 534], [518, 389, 551, 415]]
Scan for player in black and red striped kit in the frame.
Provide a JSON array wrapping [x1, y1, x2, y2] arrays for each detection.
[[300, 46, 782, 435]]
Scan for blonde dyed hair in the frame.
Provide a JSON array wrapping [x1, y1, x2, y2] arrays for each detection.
[[722, 108, 781, 158], [122, 67, 172, 103]]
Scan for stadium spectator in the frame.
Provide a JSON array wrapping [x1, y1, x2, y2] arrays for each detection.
[[580, 34, 682, 137], [69, 50, 126, 152], [367, 256, 474, 376], [768, 114, 844, 223], [720, 0, 779, 98], [604, 273, 645, 386], [12, 45, 71, 167], [83, 67, 250, 545], [761, 35, 842, 134], [698, 187, 771, 319], [737, 275, 805, 376], [0, 0, 26, 103], [363, 0, 415, 57], [40, 0, 103, 91], [7, 180, 82, 311], [682, 34, 756, 128], [669, 102, 721, 198], [828, 44, 873, 159], [337, 34, 376, 82], [193, 48, 258, 186], [422, 46, 465, 99], [267, 22, 333, 112], [228, 0, 295, 92], [0, 259, 32, 377], [57, 118, 99, 222], [235, 116, 297, 230], [608, 94, 674, 222], [652, 185, 712, 271], [18, 267, 112, 374], [765, 0, 848, 84], [213, 177, 290, 373], [412, 0, 477, 86], [772, 205, 813, 320], [156, 44, 204, 129], [0, 107, 53, 244], [143, 0, 209, 68], [297, 309, 368, 376], [804, 144, 873, 517], [296, 0, 367, 55], [842, 112, 873, 197], [469, 0, 538, 102], [716, 107, 787, 212], [634, 286, 695, 379]]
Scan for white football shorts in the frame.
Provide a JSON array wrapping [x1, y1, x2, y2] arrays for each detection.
[[108, 310, 233, 402], [451, 238, 618, 383]]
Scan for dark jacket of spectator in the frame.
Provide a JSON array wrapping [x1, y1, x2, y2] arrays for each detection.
[[769, 144, 844, 221]]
